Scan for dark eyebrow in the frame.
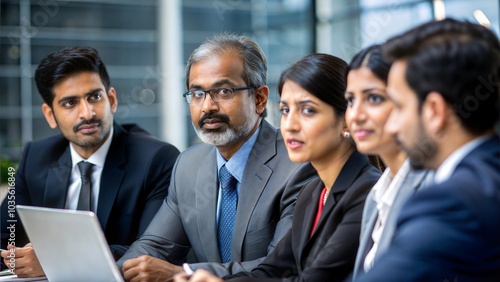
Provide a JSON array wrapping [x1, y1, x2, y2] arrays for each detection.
[[279, 99, 319, 106], [361, 87, 386, 94], [344, 87, 386, 96], [57, 88, 103, 105], [297, 100, 319, 106], [87, 88, 104, 95]]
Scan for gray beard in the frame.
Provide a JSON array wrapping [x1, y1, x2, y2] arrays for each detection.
[[193, 117, 258, 147]]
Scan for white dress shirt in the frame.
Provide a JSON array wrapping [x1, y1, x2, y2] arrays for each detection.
[[364, 160, 411, 271], [66, 127, 114, 212]]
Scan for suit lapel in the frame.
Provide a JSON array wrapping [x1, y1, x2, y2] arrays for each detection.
[[44, 147, 72, 208], [375, 168, 425, 260], [357, 193, 378, 266], [232, 121, 277, 260], [96, 124, 126, 231], [296, 179, 322, 261], [305, 152, 368, 253], [195, 147, 221, 262]]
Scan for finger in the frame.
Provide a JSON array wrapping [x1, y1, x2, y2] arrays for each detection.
[[122, 258, 140, 272], [13, 256, 45, 278], [3, 257, 14, 268], [123, 264, 141, 282], [8, 247, 31, 259]]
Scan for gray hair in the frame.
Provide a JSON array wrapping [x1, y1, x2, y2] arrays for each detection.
[[185, 33, 267, 90]]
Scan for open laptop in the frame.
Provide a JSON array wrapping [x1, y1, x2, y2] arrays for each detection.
[[16, 205, 124, 282]]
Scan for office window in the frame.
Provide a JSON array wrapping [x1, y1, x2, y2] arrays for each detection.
[[0, 0, 159, 162], [318, 0, 499, 60], [1, 0, 497, 163], [182, 0, 315, 145]]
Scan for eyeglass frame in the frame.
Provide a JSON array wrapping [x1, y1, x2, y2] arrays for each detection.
[[182, 86, 255, 104]]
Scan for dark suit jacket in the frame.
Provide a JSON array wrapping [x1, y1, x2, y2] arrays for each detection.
[[356, 135, 500, 282], [352, 166, 433, 279], [225, 151, 381, 282], [118, 120, 317, 276], [0, 123, 179, 259]]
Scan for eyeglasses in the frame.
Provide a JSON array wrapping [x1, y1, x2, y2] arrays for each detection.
[[183, 87, 254, 104]]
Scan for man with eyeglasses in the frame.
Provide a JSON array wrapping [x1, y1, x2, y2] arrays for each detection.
[[118, 34, 316, 281]]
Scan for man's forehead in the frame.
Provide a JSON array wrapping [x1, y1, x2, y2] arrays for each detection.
[[189, 56, 244, 87], [52, 72, 106, 97], [386, 60, 410, 101], [390, 60, 407, 76]]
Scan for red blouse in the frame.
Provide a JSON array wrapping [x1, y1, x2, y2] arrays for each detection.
[[310, 186, 328, 238]]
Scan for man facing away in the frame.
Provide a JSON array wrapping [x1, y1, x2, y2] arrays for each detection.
[[356, 18, 500, 281], [0, 47, 180, 277], [119, 34, 316, 281]]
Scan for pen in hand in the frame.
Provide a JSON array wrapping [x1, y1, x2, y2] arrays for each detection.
[[182, 263, 194, 276]]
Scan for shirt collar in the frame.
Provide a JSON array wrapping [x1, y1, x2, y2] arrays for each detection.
[[216, 125, 260, 183], [70, 126, 114, 169], [373, 159, 411, 209], [434, 135, 489, 184]]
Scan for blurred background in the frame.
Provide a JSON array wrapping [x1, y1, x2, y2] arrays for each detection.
[[0, 0, 498, 173]]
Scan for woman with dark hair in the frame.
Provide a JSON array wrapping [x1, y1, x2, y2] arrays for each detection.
[[344, 45, 433, 279], [175, 53, 381, 282]]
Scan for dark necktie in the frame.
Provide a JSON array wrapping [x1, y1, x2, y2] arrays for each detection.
[[217, 165, 238, 263], [77, 161, 94, 211]]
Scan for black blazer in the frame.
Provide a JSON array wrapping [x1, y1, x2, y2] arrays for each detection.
[[226, 151, 381, 282], [0, 123, 179, 259]]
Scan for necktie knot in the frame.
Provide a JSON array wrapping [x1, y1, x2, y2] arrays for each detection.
[[219, 165, 237, 190], [78, 161, 93, 179]]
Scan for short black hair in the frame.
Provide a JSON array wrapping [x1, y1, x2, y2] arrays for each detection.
[[35, 46, 111, 107], [382, 18, 500, 135]]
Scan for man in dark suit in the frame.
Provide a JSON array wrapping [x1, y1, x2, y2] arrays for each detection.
[[119, 34, 316, 281], [356, 18, 500, 281], [0, 47, 180, 277]]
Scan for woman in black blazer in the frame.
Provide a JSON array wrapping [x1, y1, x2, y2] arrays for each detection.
[[174, 54, 381, 282]]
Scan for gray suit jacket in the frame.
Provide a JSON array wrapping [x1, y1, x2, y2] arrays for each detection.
[[352, 165, 433, 279], [118, 120, 316, 276]]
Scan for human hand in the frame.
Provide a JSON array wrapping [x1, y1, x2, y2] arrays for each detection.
[[122, 255, 183, 282], [173, 269, 223, 282], [1, 243, 45, 278]]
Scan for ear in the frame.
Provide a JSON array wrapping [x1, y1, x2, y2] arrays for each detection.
[[422, 92, 447, 137], [107, 87, 118, 113], [42, 103, 58, 129], [340, 118, 349, 136], [254, 86, 269, 115]]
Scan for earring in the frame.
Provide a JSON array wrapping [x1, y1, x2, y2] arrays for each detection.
[[343, 131, 350, 138]]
